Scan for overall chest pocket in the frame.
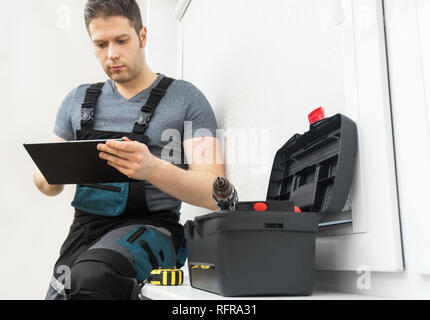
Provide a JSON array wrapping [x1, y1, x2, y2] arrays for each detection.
[[71, 183, 130, 217]]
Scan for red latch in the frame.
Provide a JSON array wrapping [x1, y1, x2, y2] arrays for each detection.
[[294, 206, 302, 213], [308, 107, 325, 125], [253, 202, 268, 211]]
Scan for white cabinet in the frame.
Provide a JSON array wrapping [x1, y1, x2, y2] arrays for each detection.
[[315, 0, 404, 272], [384, 0, 430, 274]]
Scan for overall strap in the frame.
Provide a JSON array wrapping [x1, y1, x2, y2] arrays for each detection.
[[133, 76, 175, 134], [80, 76, 175, 133], [80, 82, 105, 129]]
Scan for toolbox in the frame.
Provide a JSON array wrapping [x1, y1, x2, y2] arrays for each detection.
[[184, 113, 357, 297]]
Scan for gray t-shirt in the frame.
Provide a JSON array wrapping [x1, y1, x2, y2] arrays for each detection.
[[54, 74, 218, 215]]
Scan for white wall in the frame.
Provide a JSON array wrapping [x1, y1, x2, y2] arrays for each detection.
[[144, 0, 182, 78], [0, 0, 145, 300]]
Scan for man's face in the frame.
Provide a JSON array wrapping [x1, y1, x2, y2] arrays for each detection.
[[88, 16, 146, 83]]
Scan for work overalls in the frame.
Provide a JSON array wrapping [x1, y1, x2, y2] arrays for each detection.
[[47, 76, 186, 300]]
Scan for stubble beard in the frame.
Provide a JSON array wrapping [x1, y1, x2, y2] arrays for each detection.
[[108, 65, 139, 84], [106, 50, 144, 84]]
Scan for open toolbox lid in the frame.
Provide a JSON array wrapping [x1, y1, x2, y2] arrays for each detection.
[[266, 113, 357, 217]]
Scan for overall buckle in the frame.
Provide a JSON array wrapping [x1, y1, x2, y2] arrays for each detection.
[[81, 109, 95, 122], [136, 111, 152, 127]]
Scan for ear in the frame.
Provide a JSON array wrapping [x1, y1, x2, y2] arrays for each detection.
[[139, 26, 147, 48]]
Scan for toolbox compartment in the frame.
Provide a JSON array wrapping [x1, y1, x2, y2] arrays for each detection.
[[184, 113, 357, 297]]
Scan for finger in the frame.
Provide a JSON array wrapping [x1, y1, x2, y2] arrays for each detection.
[[108, 161, 133, 177], [100, 152, 132, 169], [105, 139, 137, 152], [123, 136, 132, 142], [97, 143, 132, 159]]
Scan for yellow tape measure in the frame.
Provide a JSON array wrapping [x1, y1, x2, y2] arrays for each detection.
[[149, 268, 184, 286]]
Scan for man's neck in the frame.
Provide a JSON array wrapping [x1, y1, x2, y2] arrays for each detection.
[[114, 68, 158, 100]]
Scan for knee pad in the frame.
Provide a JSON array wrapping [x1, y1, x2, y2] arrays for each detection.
[[117, 225, 178, 283], [66, 248, 139, 300]]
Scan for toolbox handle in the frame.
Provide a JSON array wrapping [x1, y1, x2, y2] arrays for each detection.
[[184, 220, 195, 240], [264, 223, 284, 229], [194, 220, 205, 238], [184, 220, 205, 239]]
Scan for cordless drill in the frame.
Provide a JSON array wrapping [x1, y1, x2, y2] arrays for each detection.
[[212, 177, 238, 211]]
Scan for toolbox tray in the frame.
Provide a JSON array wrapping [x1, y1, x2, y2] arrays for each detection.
[[185, 113, 357, 297]]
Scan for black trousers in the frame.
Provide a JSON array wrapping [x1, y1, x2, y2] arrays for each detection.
[[46, 210, 184, 300]]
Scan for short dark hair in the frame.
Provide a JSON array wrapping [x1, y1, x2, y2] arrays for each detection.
[[84, 0, 144, 36]]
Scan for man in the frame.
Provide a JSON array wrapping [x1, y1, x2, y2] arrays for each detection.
[[35, 0, 224, 300]]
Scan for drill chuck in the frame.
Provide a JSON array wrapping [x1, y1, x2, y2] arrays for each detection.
[[212, 177, 238, 211]]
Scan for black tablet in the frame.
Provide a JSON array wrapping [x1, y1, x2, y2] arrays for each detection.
[[24, 139, 132, 185]]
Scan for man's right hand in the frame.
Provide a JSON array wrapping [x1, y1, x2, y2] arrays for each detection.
[[33, 134, 66, 197]]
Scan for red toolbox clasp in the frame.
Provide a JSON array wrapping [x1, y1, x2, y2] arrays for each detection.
[[308, 107, 325, 125]]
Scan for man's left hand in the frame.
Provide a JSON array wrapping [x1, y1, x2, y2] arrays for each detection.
[[97, 137, 158, 181]]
